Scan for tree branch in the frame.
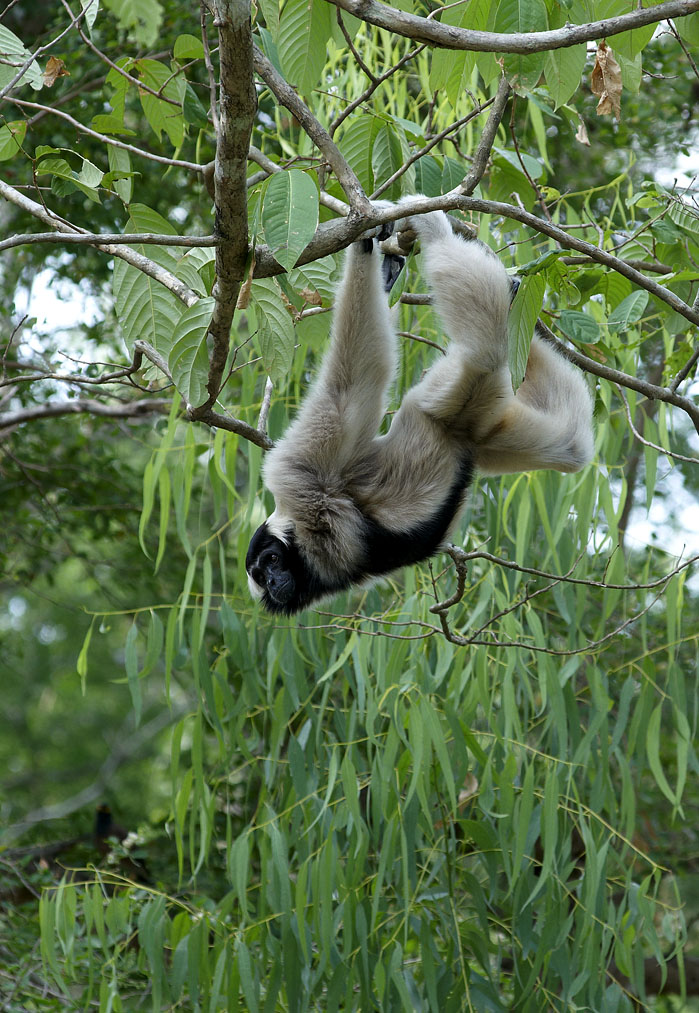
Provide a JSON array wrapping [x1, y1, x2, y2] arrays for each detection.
[[0, 398, 171, 434], [461, 76, 511, 195], [190, 0, 257, 417], [252, 44, 371, 213], [0, 179, 199, 306], [324, 0, 699, 54]]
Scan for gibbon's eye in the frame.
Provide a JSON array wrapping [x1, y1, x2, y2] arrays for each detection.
[[269, 553, 279, 564]]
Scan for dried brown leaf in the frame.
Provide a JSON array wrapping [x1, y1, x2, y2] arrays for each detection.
[[590, 40, 622, 121], [43, 56, 69, 88]]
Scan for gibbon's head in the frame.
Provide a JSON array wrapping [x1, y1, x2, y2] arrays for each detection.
[[246, 515, 351, 615]]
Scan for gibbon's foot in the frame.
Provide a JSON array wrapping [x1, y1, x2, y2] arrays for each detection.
[[382, 253, 405, 292]]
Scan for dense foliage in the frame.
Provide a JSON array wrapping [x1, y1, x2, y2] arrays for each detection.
[[0, 0, 698, 1010]]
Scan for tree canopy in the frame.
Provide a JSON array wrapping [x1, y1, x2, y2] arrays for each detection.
[[0, 0, 698, 1010]]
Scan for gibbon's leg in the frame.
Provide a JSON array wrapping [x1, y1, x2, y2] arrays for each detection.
[[474, 334, 594, 474], [264, 237, 397, 488], [394, 205, 593, 474], [390, 207, 513, 444]]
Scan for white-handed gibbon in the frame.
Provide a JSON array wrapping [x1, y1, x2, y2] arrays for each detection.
[[246, 201, 594, 614]]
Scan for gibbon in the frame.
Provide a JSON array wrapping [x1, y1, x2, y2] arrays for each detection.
[[246, 201, 594, 615]]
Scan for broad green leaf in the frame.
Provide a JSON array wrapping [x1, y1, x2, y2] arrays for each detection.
[[107, 144, 132, 203], [508, 273, 544, 391], [413, 155, 442, 197], [251, 278, 295, 384], [168, 297, 215, 407], [493, 146, 543, 180], [0, 25, 43, 91], [173, 33, 204, 59], [113, 204, 183, 355], [103, 0, 163, 47], [618, 51, 642, 94], [544, 44, 586, 108], [497, 0, 548, 92], [81, 0, 100, 31], [338, 116, 381, 193], [277, 0, 332, 95], [258, 0, 280, 36], [430, 0, 492, 101], [35, 149, 104, 202], [677, 11, 699, 45], [371, 124, 404, 201], [136, 58, 185, 146], [607, 290, 648, 332], [668, 199, 699, 239], [261, 169, 319, 271], [558, 309, 601, 343], [0, 120, 25, 161]]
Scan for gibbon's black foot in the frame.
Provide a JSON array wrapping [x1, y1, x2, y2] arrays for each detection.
[[382, 253, 405, 292], [377, 221, 394, 242], [361, 237, 374, 254]]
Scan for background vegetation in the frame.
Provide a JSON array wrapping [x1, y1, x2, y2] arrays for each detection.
[[0, 0, 698, 1010]]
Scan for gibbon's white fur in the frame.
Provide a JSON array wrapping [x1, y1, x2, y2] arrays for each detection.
[[246, 200, 594, 614]]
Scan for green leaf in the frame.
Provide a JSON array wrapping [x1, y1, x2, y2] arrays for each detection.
[[173, 33, 204, 59], [81, 0, 100, 32], [337, 116, 381, 193], [261, 169, 319, 271], [258, 0, 280, 36], [251, 278, 295, 384], [558, 309, 601, 344], [0, 25, 43, 90], [277, 0, 332, 95], [76, 617, 96, 693], [103, 0, 163, 47], [125, 619, 142, 725], [508, 273, 544, 391], [168, 297, 215, 407], [677, 11, 699, 45], [35, 150, 104, 202], [136, 58, 185, 146], [497, 0, 548, 92], [107, 144, 132, 203], [371, 124, 405, 201], [0, 120, 25, 161], [413, 155, 443, 197], [544, 44, 586, 108], [112, 204, 183, 355], [646, 704, 676, 805], [607, 290, 649, 332]]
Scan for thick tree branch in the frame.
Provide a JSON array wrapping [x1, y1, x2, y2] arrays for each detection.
[[0, 232, 216, 253], [253, 193, 699, 326], [0, 398, 171, 434], [325, 0, 699, 54], [0, 179, 199, 306], [252, 44, 371, 213], [191, 0, 257, 417], [184, 404, 273, 449]]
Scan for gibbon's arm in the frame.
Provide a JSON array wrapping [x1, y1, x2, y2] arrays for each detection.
[[263, 239, 397, 511]]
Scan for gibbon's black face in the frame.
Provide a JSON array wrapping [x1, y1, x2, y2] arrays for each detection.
[[246, 521, 349, 615], [246, 524, 298, 613]]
